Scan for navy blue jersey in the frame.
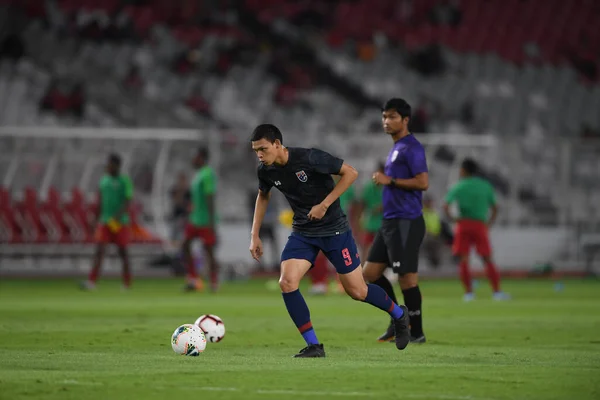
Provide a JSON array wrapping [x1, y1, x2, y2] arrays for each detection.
[[257, 147, 349, 237]]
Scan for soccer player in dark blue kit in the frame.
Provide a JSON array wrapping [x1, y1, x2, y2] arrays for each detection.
[[363, 98, 429, 344], [249, 124, 411, 358]]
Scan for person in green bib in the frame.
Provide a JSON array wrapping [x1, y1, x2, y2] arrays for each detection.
[[339, 184, 357, 222], [82, 153, 133, 290], [443, 158, 509, 301], [183, 147, 220, 292], [358, 162, 385, 253]]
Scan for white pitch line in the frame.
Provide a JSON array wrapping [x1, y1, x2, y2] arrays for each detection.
[[61, 380, 102, 386], [201, 387, 239, 392]]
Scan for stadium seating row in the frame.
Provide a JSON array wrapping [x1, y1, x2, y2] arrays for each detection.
[[247, 0, 600, 70]]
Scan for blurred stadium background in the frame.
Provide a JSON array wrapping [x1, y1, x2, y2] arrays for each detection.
[[1, 0, 599, 280]]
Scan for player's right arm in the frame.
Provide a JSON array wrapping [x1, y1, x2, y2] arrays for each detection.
[[114, 176, 133, 223], [202, 169, 217, 231], [307, 148, 358, 220], [250, 168, 273, 261], [487, 182, 498, 226], [250, 189, 271, 261]]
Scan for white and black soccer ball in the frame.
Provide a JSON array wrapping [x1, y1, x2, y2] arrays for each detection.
[[194, 314, 226, 343], [171, 324, 206, 356]]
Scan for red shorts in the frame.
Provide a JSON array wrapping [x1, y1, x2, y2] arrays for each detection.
[[362, 232, 376, 247], [452, 219, 491, 257], [96, 225, 129, 247], [184, 224, 217, 246]]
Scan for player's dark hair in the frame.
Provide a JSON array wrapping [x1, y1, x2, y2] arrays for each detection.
[[197, 146, 209, 161], [461, 158, 478, 175], [377, 161, 385, 172], [108, 153, 121, 166], [250, 124, 283, 144], [382, 98, 411, 119]]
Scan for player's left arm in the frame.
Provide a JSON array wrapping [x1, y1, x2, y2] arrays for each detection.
[[203, 169, 217, 229], [115, 176, 134, 222], [329, 162, 358, 201], [373, 145, 428, 191], [307, 148, 357, 220], [94, 190, 102, 226], [309, 163, 358, 220], [387, 172, 428, 191]]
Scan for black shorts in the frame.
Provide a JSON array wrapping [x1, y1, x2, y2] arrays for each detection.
[[366, 216, 426, 275]]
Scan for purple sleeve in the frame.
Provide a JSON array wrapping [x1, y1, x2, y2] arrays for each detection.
[[407, 145, 428, 176]]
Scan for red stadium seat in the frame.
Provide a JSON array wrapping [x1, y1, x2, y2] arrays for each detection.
[[0, 186, 9, 208], [267, 0, 600, 76], [14, 187, 48, 243], [39, 187, 71, 243], [0, 187, 23, 244], [64, 188, 94, 243]]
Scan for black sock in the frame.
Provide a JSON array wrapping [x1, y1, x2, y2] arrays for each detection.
[[402, 286, 423, 337], [372, 275, 398, 305]]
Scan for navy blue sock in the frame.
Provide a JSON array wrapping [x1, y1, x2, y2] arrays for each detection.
[[363, 284, 404, 319], [282, 289, 319, 345]]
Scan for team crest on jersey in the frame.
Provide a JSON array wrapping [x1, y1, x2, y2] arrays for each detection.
[[391, 150, 399, 162], [295, 170, 308, 182]]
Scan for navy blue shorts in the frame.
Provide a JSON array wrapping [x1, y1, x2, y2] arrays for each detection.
[[281, 230, 361, 274]]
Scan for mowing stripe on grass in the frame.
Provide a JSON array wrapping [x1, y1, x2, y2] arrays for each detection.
[[60, 381, 497, 400]]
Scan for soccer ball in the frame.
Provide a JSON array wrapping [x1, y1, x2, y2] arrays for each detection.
[[194, 314, 226, 343], [171, 324, 206, 356]]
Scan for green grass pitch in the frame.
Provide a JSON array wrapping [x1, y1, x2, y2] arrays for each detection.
[[0, 278, 599, 400]]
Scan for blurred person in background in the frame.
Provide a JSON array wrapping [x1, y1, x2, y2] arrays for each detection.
[[429, 0, 462, 27], [69, 83, 86, 119], [443, 158, 509, 301], [0, 33, 24, 61], [81, 153, 133, 291], [39, 81, 86, 119], [182, 147, 220, 292], [39, 80, 70, 115], [169, 171, 190, 246], [356, 161, 385, 257], [123, 65, 143, 90], [422, 195, 444, 269]]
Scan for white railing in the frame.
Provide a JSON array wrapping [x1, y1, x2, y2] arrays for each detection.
[[1, 127, 598, 228]]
